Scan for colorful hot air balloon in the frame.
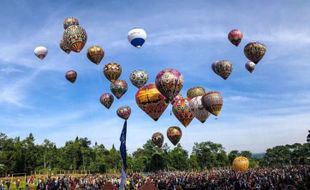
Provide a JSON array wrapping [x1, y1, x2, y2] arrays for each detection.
[[167, 126, 182, 146], [245, 61, 256, 73], [129, 70, 149, 88], [110, 80, 128, 99], [63, 25, 87, 53], [59, 39, 71, 54], [228, 29, 243, 46], [202, 91, 223, 116], [244, 42, 266, 64], [232, 156, 249, 172], [155, 69, 184, 101], [135, 83, 168, 121], [152, 132, 164, 148], [212, 60, 233, 80], [171, 94, 183, 105], [104, 62, 122, 82], [65, 70, 77, 83], [189, 96, 210, 123], [128, 27, 147, 48], [172, 98, 194, 127], [117, 106, 131, 120], [63, 17, 79, 30], [34, 46, 48, 60], [87, 45, 104, 65], [187, 87, 206, 99], [100, 93, 114, 109]]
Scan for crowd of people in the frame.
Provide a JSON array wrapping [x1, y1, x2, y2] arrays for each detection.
[[0, 166, 309, 190]]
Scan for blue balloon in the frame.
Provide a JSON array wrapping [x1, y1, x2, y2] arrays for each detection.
[[128, 28, 147, 48]]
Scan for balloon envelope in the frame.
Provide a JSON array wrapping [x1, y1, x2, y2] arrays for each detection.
[[117, 106, 131, 120], [63, 17, 79, 30], [187, 87, 206, 99], [110, 80, 128, 99], [129, 70, 149, 88], [171, 94, 183, 105], [135, 83, 168, 121], [87, 45, 104, 65], [152, 132, 164, 148], [167, 126, 182, 146], [233, 156, 249, 172], [212, 60, 233, 80], [65, 70, 77, 83], [244, 42, 266, 64], [104, 62, 122, 82], [60, 39, 71, 54], [189, 96, 210, 123], [155, 68, 184, 101], [245, 61, 255, 73], [63, 25, 87, 53], [172, 98, 194, 127], [34, 46, 48, 60], [100, 93, 114, 109], [128, 28, 147, 48], [202, 91, 223, 116], [228, 29, 243, 46]]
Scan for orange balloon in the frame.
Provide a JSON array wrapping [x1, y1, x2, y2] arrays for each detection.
[[232, 156, 249, 172]]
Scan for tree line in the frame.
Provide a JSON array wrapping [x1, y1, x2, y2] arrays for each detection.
[[0, 133, 309, 175]]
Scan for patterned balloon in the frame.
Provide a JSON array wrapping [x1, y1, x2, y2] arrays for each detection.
[[87, 45, 104, 65], [129, 70, 149, 88], [202, 91, 223, 116], [104, 62, 122, 82], [189, 96, 210, 123], [135, 83, 168, 121], [152, 132, 164, 148], [99, 93, 114, 109], [171, 94, 183, 105], [244, 42, 266, 64], [117, 106, 131, 120], [228, 29, 243, 46], [172, 98, 194, 127], [63, 17, 79, 30], [59, 39, 71, 54], [65, 70, 77, 83], [233, 156, 249, 172], [167, 126, 182, 146], [63, 25, 87, 53], [110, 80, 128, 99], [187, 87, 206, 99], [245, 61, 255, 73], [155, 69, 184, 101], [212, 60, 233, 80]]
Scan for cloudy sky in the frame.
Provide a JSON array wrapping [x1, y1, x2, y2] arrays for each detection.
[[0, 0, 309, 153]]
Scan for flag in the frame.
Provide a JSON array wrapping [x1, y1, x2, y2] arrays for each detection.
[[119, 120, 127, 190]]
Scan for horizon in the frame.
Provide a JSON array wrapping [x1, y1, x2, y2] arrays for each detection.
[[0, 1, 309, 154]]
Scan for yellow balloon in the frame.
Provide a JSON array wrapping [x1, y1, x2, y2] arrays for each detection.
[[232, 156, 249, 172]]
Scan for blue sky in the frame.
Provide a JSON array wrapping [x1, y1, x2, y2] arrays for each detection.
[[0, 0, 309, 153]]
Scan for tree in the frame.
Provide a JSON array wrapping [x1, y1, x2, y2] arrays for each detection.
[[168, 144, 189, 170]]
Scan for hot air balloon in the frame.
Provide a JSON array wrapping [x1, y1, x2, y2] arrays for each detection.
[[171, 94, 183, 105], [129, 70, 149, 88], [244, 42, 266, 64], [245, 61, 256, 73], [155, 69, 184, 101], [110, 80, 128, 99], [189, 96, 210, 123], [63, 25, 87, 53], [87, 45, 104, 65], [63, 17, 79, 30], [128, 28, 147, 48], [232, 156, 249, 172], [59, 39, 71, 54], [212, 60, 233, 80], [65, 70, 77, 83], [100, 93, 114, 109], [228, 29, 243, 46], [104, 62, 122, 82], [34, 46, 48, 60], [202, 91, 223, 116], [135, 83, 168, 121], [187, 87, 206, 99], [167, 126, 182, 146], [152, 132, 164, 148], [172, 98, 194, 127], [117, 106, 131, 120]]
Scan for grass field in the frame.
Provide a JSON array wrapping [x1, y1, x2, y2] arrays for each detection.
[[2, 181, 35, 190]]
